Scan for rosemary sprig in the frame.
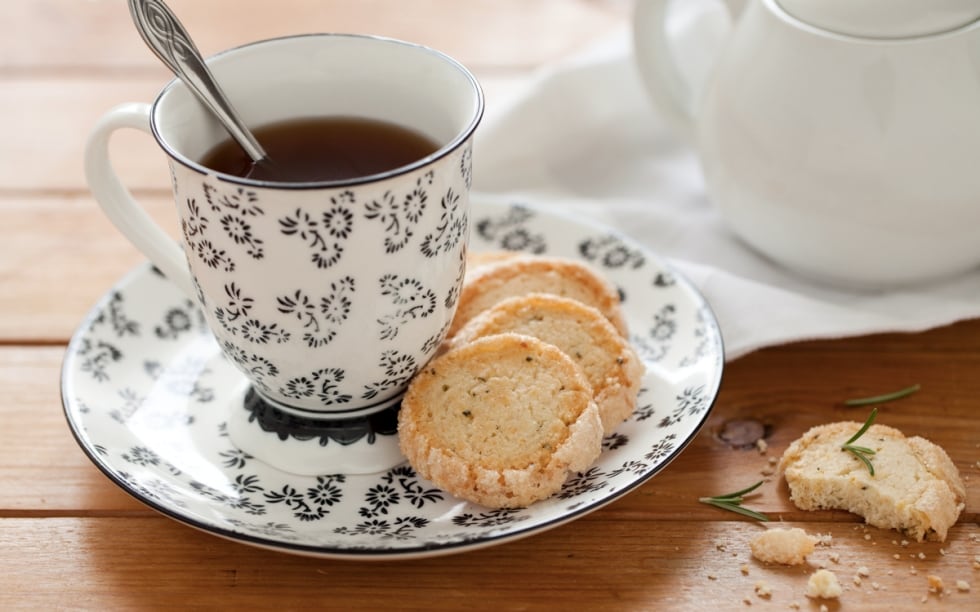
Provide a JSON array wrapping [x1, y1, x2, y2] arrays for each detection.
[[841, 407, 878, 475], [844, 384, 920, 407], [698, 480, 769, 521]]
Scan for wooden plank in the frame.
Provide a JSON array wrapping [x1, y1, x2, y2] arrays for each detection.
[[647, 328, 980, 524], [0, 0, 628, 73], [1, 517, 976, 609], [0, 78, 168, 192], [3, 328, 978, 520], [0, 195, 176, 342]]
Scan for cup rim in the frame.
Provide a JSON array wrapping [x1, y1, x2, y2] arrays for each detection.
[[149, 32, 484, 190]]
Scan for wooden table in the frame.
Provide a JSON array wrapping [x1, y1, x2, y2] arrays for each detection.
[[2, 1, 977, 609]]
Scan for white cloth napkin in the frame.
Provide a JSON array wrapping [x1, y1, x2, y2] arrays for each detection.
[[471, 25, 980, 361]]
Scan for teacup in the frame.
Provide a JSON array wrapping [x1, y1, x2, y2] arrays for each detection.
[[85, 34, 484, 474]]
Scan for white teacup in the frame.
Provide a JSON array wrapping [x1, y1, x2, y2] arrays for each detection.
[[85, 34, 483, 474]]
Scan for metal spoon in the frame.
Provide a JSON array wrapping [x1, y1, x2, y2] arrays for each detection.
[[128, 0, 268, 164]]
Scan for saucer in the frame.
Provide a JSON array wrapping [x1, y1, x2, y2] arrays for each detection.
[[62, 200, 724, 559]]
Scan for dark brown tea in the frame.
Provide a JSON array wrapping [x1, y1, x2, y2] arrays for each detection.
[[199, 116, 441, 183]]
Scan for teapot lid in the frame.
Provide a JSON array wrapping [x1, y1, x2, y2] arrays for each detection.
[[778, 0, 980, 38]]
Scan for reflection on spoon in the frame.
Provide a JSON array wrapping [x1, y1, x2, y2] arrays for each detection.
[[128, 0, 272, 172]]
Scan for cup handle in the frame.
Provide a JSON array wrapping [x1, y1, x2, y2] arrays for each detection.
[[84, 102, 196, 298], [632, 0, 742, 140]]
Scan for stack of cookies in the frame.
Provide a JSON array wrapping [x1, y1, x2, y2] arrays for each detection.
[[398, 252, 645, 508]]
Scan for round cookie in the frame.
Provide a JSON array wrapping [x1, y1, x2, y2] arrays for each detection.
[[450, 256, 628, 337], [451, 293, 644, 433], [398, 333, 603, 508]]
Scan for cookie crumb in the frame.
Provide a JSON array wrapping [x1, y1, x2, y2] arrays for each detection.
[[927, 574, 944, 594], [857, 566, 870, 577], [740, 564, 750, 576], [754, 581, 772, 598], [806, 569, 843, 599], [956, 580, 970, 592], [829, 552, 840, 564], [756, 438, 768, 454], [750, 528, 817, 565]]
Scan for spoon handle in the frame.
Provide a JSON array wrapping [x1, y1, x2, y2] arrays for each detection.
[[128, 0, 267, 162]]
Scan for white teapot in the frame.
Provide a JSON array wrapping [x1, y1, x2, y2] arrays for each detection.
[[634, 0, 980, 287]]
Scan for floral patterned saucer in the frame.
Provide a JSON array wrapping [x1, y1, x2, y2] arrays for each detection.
[[61, 200, 724, 559]]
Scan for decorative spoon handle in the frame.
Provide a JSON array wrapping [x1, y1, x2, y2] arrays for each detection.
[[128, 0, 267, 162]]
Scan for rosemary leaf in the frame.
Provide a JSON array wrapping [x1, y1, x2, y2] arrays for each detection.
[[699, 498, 770, 522], [843, 407, 878, 445], [710, 480, 765, 500], [848, 450, 876, 476], [844, 384, 920, 407], [841, 407, 879, 476], [698, 480, 769, 521]]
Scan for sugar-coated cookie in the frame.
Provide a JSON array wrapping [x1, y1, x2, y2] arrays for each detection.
[[451, 256, 627, 338], [398, 333, 603, 508], [451, 293, 643, 433]]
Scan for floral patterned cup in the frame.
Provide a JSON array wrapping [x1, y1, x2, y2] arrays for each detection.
[[85, 34, 483, 474]]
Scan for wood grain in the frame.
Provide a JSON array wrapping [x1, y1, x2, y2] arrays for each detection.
[[2, 0, 977, 609], [0, 0, 628, 73], [0, 517, 976, 609], [0, 196, 174, 342], [4, 325, 978, 519]]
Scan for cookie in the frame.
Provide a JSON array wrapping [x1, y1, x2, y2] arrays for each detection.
[[450, 256, 628, 338], [398, 332, 603, 508], [778, 421, 966, 541], [450, 293, 643, 433]]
